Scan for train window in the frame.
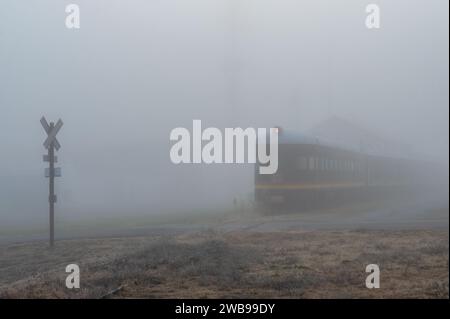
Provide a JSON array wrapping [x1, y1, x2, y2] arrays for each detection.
[[271, 174, 283, 183], [302, 157, 308, 170], [309, 157, 315, 170], [297, 156, 308, 170]]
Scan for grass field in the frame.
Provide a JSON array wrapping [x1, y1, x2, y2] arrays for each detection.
[[0, 228, 448, 298]]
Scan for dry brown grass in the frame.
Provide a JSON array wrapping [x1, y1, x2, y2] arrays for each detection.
[[0, 229, 448, 299]]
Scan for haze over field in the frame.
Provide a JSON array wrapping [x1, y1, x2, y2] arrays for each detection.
[[0, 0, 448, 228]]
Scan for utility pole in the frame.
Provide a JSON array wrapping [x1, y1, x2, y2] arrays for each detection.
[[41, 117, 63, 247]]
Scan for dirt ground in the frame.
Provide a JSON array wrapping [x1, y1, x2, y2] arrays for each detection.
[[0, 228, 448, 299]]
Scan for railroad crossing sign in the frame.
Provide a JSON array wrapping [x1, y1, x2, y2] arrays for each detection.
[[41, 116, 63, 247], [41, 117, 62, 150]]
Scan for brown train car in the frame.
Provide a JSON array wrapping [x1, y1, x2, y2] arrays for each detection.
[[255, 129, 440, 213]]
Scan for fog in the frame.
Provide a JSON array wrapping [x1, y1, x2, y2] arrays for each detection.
[[0, 0, 448, 228]]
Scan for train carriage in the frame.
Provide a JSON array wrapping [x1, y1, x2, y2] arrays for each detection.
[[255, 128, 439, 212]]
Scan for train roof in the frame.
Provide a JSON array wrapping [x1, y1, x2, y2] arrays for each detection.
[[274, 126, 416, 160], [277, 130, 319, 145], [277, 130, 362, 153], [270, 117, 421, 160]]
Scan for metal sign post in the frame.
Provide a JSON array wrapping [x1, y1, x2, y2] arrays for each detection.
[[41, 117, 63, 247]]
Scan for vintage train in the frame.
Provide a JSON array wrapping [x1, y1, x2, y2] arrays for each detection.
[[254, 128, 440, 212]]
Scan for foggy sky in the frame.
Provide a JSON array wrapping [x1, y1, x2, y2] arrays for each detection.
[[0, 0, 448, 226]]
